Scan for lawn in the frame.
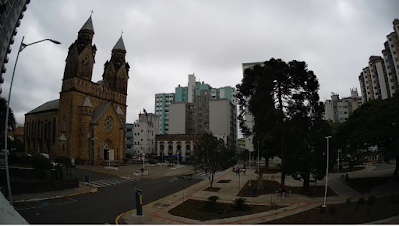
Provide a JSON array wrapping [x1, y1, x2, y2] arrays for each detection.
[[330, 166, 365, 173], [346, 176, 392, 194], [263, 195, 399, 224], [237, 179, 337, 198], [168, 199, 283, 221]]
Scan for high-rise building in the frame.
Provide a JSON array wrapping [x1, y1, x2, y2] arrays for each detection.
[[0, 0, 30, 94], [154, 93, 174, 134], [133, 113, 159, 154], [360, 19, 399, 103], [324, 89, 362, 123], [169, 74, 238, 151]]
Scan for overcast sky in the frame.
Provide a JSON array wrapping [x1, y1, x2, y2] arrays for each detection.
[[2, 0, 399, 126]]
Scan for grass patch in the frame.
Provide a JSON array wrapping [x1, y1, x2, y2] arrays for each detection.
[[237, 180, 337, 198], [204, 187, 221, 192], [217, 179, 231, 183], [346, 177, 391, 194], [169, 199, 283, 221], [331, 166, 365, 173], [254, 168, 281, 174], [263, 195, 399, 224]]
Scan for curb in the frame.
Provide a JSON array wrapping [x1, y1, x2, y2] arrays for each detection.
[[13, 187, 98, 203], [115, 179, 205, 224]]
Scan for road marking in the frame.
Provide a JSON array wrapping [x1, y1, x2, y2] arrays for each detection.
[[84, 177, 134, 188]]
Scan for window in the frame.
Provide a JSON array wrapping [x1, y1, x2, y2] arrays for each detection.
[[104, 116, 113, 130], [62, 118, 66, 131]]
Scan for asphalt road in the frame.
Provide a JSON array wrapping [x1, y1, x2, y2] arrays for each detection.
[[17, 169, 202, 224]]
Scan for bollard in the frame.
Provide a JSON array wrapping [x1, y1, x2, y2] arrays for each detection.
[[85, 175, 89, 183], [253, 187, 257, 197], [135, 188, 143, 216]]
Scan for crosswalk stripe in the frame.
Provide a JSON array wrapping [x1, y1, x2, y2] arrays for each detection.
[[83, 177, 134, 188]]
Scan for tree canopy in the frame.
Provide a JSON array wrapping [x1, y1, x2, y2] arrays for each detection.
[[236, 58, 322, 186], [333, 93, 399, 178], [192, 131, 233, 188]]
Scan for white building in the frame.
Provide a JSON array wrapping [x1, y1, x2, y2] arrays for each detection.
[[324, 89, 362, 123], [154, 93, 174, 134], [133, 112, 159, 154]]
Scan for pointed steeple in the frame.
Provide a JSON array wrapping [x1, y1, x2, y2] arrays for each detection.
[[80, 16, 94, 33], [113, 36, 126, 51]]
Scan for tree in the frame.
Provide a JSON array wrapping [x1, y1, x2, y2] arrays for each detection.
[[236, 59, 322, 186], [0, 97, 16, 143], [192, 131, 232, 188], [334, 93, 399, 179]]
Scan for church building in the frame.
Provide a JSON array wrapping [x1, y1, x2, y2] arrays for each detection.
[[24, 16, 129, 165]]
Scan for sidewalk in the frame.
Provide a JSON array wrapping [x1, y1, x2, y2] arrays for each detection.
[[117, 164, 399, 224], [13, 181, 97, 202]]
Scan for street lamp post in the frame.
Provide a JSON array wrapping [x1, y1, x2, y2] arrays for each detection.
[[258, 140, 260, 172], [337, 149, 341, 174], [323, 136, 332, 208], [3, 36, 60, 205]]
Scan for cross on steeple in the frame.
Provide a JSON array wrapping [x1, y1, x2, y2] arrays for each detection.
[[90, 10, 93, 17], [121, 30, 123, 37]]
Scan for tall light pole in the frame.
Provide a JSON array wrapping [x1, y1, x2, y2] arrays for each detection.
[[323, 136, 332, 208], [337, 149, 341, 174], [257, 140, 260, 172], [3, 36, 60, 205]]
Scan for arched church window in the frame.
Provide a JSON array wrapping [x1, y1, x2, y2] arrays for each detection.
[[105, 116, 113, 130], [62, 118, 66, 131], [52, 118, 56, 143]]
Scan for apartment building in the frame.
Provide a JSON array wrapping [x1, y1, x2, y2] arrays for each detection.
[[0, 0, 30, 94], [133, 113, 159, 154], [169, 74, 238, 151], [154, 93, 174, 134], [125, 123, 134, 155], [324, 89, 362, 123], [360, 19, 399, 103]]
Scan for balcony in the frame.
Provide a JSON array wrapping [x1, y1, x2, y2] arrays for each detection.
[[13, 28, 17, 36], [16, 20, 21, 27], [1, 66, 5, 74], [19, 12, 24, 19], [7, 47, 11, 54], [3, 57, 8, 63], [125, 133, 133, 138], [9, 37, 14, 44]]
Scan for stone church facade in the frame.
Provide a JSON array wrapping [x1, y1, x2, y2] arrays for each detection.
[[24, 16, 129, 165]]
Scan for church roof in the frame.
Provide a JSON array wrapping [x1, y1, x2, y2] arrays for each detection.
[[90, 102, 112, 123], [79, 96, 93, 107], [116, 106, 124, 115], [26, 99, 59, 115], [113, 36, 126, 51], [80, 16, 94, 33]]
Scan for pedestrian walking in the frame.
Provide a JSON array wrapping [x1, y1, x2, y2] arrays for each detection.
[[243, 168, 246, 175]]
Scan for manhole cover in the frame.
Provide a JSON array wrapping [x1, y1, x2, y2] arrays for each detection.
[[162, 204, 170, 207]]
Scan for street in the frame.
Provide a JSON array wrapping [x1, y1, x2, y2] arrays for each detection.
[[16, 169, 202, 224]]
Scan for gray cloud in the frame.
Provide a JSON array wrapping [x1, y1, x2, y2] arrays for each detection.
[[2, 0, 398, 125]]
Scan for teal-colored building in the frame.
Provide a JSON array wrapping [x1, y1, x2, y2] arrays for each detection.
[[154, 93, 175, 134]]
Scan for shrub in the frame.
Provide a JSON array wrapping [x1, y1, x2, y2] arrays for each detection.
[[30, 154, 52, 170], [234, 198, 248, 210], [34, 169, 46, 179], [55, 156, 72, 167], [208, 195, 219, 203], [367, 196, 376, 205], [149, 159, 157, 164], [345, 198, 352, 207], [357, 198, 365, 205], [329, 205, 337, 214]]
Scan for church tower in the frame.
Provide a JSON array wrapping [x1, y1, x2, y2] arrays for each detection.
[[62, 16, 97, 84], [103, 36, 129, 95]]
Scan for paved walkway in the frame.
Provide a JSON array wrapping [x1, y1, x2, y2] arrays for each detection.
[[116, 163, 399, 224]]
